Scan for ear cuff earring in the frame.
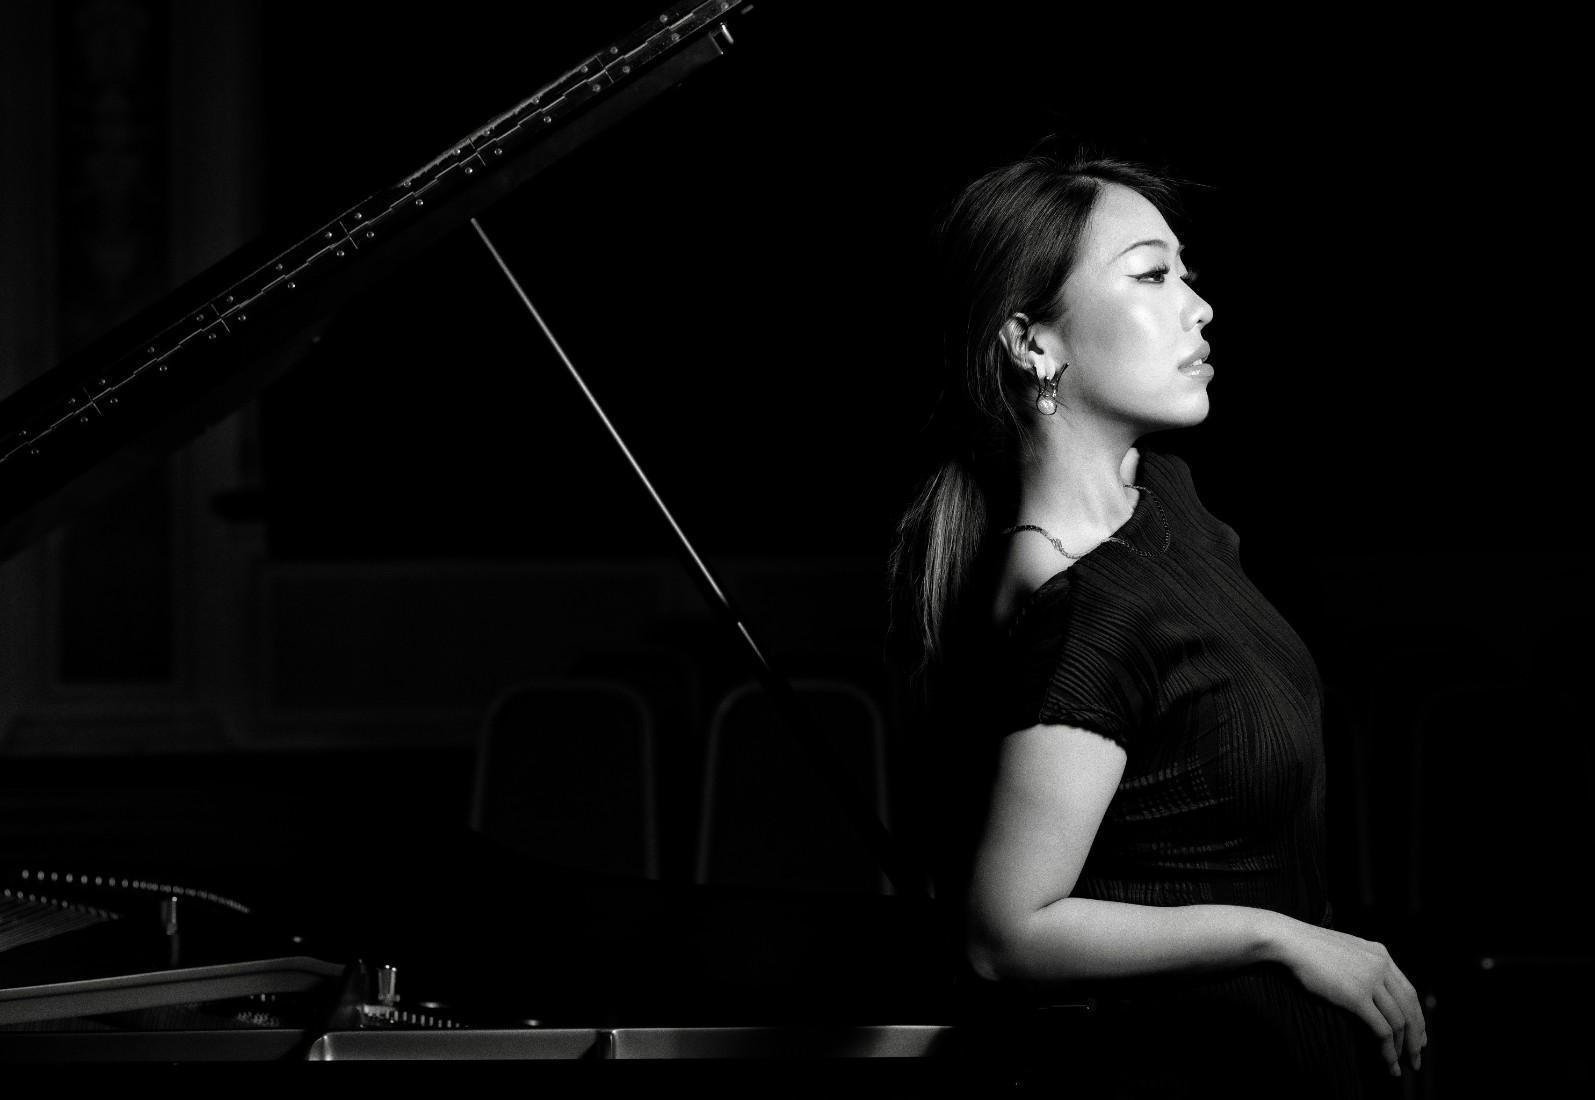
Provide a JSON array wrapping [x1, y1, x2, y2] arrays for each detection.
[[1036, 368, 1063, 415]]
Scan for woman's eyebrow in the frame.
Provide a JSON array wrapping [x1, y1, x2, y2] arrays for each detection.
[[1115, 238, 1185, 258]]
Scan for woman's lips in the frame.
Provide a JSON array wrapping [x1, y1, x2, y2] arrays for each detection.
[[1178, 358, 1214, 379]]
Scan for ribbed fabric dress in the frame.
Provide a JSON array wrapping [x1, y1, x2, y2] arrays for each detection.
[[948, 448, 1373, 1098]]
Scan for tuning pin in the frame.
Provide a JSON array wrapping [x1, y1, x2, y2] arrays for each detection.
[[376, 963, 399, 1006], [161, 895, 181, 968]]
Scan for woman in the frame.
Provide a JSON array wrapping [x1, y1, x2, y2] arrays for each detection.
[[886, 148, 1425, 1097]]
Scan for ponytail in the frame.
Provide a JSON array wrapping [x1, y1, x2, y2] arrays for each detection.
[[886, 449, 991, 703]]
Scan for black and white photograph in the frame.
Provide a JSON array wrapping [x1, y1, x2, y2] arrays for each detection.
[[0, 2, 1584, 1093]]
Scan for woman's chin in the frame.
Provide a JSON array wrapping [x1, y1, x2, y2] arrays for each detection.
[[1149, 396, 1211, 432]]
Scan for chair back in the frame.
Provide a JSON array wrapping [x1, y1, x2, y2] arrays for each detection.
[[471, 677, 660, 880], [695, 677, 891, 894]]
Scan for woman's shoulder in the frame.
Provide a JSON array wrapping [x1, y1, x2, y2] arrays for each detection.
[[989, 449, 1201, 633], [990, 535, 1074, 627], [993, 557, 1076, 644]]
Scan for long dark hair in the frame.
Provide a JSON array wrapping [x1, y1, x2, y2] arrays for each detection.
[[885, 146, 1183, 701]]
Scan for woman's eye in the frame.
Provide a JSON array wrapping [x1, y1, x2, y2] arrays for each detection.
[[1135, 265, 1200, 285]]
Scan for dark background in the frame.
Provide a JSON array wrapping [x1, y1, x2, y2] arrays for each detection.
[[2, 1, 1587, 1087], [253, 2, 1566, 569]]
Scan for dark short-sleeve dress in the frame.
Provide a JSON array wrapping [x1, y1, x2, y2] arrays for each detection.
[[953, 449, 1376, 1098]]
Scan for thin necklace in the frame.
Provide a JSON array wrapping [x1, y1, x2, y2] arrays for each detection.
[[1002, 484, 1170, 560]]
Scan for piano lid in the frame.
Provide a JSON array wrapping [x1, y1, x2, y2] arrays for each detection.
[[1, 0, 930, 900], [0, 1, 755, 563]]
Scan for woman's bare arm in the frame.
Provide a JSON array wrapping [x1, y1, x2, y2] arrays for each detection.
[[965, 721, 1427, 1076], [966, 722, 1275, 982]]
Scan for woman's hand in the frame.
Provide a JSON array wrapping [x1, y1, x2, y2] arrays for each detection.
[[1264, 915, 1427, 1077]]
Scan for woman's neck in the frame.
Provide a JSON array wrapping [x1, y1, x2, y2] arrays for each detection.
[[1014, 419, 1141, 534]]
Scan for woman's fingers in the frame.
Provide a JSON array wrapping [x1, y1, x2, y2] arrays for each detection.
[[1349, 993, 1401, 1075], [1372, 984, 1409, 1075], [1388, 969, 1427, 1069], [1278, 923, 1427, 1075]]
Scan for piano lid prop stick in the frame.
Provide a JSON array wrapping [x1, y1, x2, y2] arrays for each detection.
[[468, 216, 929, 900]]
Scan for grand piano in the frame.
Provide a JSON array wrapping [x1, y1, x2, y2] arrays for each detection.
[[0, 0, 1043, 1072]]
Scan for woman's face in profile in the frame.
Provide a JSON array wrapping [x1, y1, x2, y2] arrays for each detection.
[[1049, 183, 1215, 435]]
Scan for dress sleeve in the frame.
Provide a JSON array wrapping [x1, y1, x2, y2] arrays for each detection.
[[1025, 579, 1157, 751]]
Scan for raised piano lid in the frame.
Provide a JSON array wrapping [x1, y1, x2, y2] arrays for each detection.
[[0, 1, 750, 563], [1, 0, 922, 900], [0, 0, 946, 1046]]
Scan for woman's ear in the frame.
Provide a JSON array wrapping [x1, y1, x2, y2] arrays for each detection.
[[998, 313, 1035, 371], [1000, 313, 1069, 382]]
